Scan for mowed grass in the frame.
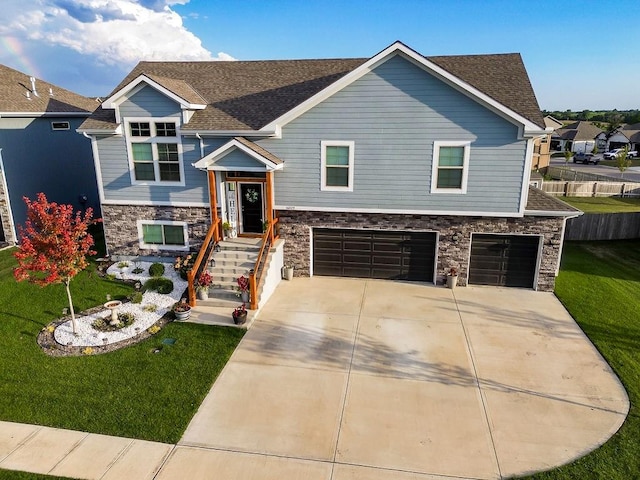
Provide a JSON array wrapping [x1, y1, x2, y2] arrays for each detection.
[[559, 196, 640, 213], [526, 240, 640, 479], [0, 248, 244, 444]]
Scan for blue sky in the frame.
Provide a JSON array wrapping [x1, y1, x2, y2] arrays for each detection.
[[1, 0, 638, 111]]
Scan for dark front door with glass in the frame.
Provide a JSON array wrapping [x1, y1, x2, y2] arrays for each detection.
[[240, 183, 263, 234]]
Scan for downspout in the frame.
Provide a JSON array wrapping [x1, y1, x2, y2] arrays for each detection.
[[195, 133, 204, 158]]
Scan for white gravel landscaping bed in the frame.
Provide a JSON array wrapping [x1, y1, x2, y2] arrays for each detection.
[[54, 261, 188, 347]]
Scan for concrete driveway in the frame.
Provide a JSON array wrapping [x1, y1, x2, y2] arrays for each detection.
[[168, 277, 628, 480]]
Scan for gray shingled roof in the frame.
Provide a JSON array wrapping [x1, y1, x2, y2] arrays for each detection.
[[80, 50, 544, 132], [234, 137, 283, 165], [525, 186, 581, 215], [0, 64, 98, 114], [556, 121, 603, 142]]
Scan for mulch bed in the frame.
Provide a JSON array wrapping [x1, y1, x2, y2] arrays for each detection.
[[36, 261, 181, 357], [37, 309, 175, 358]]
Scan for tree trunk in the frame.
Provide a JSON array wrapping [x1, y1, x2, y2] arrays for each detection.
[[65, 278, 77, 334]]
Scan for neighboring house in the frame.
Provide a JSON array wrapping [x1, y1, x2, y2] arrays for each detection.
[[552, 121, 603, 153], [79, 41, 579, 292], [531, 116, 561, 170], [597, 123, 640, 152], [0, 64, 100, 245]]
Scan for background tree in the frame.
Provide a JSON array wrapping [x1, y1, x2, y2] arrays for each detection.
[[14, 193, 99, 334], [615, 146, 631, 179], [563, 142, 573, 165]]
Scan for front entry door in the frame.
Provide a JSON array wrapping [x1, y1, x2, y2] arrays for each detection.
[[239, 183, 263, 234]]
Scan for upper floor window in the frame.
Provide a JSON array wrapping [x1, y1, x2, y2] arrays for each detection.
[[430, 141, 470, 194], [320, 140, 354, 192], [126, 118, 183, 185]]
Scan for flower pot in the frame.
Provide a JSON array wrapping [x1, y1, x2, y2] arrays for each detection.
[[447, 274, 458, 289], [232, 311, 247, 325], [174, 309, 191, 321], [282, 266, 294, 280], [197, 289, 208, 300], [240, 291, 249, 303]]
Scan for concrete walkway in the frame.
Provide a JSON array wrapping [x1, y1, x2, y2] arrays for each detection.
[[0, 278, 629, 479]]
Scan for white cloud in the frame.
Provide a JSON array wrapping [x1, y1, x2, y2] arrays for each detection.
[[0, 0, 234, 67]]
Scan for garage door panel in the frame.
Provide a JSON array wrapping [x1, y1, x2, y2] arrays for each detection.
[[313, 229, 435, 282], [469, 234, 538, 289]]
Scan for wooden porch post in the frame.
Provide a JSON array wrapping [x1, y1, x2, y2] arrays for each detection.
[[208, 170, 220, 241], [266, 171, 274, 243]]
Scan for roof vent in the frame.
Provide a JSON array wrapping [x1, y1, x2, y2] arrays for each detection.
[[49, 87, 54, 97], [29, 76, 39, 97], [25, 91, 31, 100]]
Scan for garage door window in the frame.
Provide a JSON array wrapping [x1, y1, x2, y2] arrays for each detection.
[[431, 141, 470, 194], [321, 141, 354, 192]]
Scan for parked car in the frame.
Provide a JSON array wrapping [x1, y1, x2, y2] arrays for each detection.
[[573, 152, 599, 164], [628, 150, 638, 158], [603, 149, 623, 159]]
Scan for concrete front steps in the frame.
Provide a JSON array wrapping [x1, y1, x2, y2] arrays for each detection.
[[190, 237, 261, 329]]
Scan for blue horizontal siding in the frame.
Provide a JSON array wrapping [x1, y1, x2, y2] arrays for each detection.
[[119, 85, 181, 119], [264, 54, 526, 214]]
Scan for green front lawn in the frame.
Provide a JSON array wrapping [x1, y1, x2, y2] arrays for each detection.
[[559, 196, 640, 213], [527, 240, 640, 479], [0, 248, 243, 444]]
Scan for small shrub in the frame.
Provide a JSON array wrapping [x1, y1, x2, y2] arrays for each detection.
[[144, 277, 174, 294], [149, 262, 165, 277], [143, 304, 158, 312], [81, 347, 95, 355], [117, 261, 129, 269], [174, 254, 194, 280], [132, 267, 144, 274], [105, 274, 116, 281], [128, 291, 143, 304], [92, 312, 136, 331], [148, 325, 161, 335]]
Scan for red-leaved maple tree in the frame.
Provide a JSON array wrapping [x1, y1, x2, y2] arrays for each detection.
[[14, 193, 100, 334]]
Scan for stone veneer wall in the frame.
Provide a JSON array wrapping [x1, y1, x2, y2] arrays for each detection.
[[102, 205, 210, 257], [276, 211, 565, 292]]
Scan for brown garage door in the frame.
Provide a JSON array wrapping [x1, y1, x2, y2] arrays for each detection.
[[313, 229, 436, 281], [469, 234, 539, 288]]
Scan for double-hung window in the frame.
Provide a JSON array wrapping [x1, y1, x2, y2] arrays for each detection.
[[127, 119, 183, 185], [321, 141, 354, 191], [138, 220, 188, 251], [431, 141, 470, 194]]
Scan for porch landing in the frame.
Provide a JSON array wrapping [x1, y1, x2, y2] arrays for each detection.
[[188, 305, 258, 330]]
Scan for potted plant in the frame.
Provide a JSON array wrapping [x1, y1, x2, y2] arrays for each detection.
[[196, 271, 213, 300], [237, 275, 250, 303], [222, 221, 232, 238], [446, 267, 458, 289], [172, 300, 191, 321], [232, 303, 247, 325], [282, 264, 294, 280]]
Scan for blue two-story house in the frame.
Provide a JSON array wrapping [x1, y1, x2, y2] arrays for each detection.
[[0, 64, 100, 246], [79, 41, 578, 293]]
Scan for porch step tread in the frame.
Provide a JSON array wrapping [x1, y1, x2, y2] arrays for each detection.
[[188, 305, 256, 329]]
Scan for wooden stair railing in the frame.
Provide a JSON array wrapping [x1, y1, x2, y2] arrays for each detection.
[[249, 217, 279, 310], [187, 218, 222, 307]]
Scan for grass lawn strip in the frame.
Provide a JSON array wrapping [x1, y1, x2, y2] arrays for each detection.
[[559, 196, 640, 213], [0, 248, 244, 445], [526, 240, 640, 479]]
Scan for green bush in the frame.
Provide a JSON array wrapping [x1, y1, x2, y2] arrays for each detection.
[[149, 262, 165, 277], [144, 277, 174, 294], [128, 291, 143, 304]]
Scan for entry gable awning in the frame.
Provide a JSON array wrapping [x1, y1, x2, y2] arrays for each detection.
[[192, 137, 284, 172]]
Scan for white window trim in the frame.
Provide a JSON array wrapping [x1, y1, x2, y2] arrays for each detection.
[[137, 220, 189, 251], [125, 117, 185, 187], [320, 140, 355, 192], [430, 141, 470, 194]]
